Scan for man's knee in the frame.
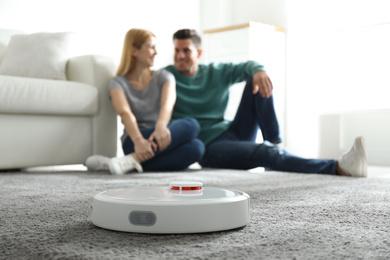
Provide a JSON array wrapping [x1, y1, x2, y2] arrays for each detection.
[[191, 139, 205, 161]]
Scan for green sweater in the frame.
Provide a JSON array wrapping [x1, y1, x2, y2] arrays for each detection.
[[165, 61, 264, 144]]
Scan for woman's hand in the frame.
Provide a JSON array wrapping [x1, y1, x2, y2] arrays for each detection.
[[148, 124, 171, 152], [133, 136, 156, 162]]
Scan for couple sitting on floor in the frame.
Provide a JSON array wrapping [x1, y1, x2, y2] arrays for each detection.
[[86, 28, 368, 178]]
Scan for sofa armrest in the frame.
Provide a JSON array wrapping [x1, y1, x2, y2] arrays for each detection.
[[66, 55, 118, 157], [66, 55, 116, 91]]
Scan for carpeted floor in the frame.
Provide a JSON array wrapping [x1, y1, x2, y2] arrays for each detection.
[[1, 165, 389, 259]]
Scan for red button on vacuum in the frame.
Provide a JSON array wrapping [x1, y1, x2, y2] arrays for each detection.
[[169, 181, 203, 191]]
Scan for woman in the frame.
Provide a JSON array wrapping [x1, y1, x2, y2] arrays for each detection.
[[86, 29, 204, 174]]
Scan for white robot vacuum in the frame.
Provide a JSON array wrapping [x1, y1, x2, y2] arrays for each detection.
[[92, 181, 250, 234]]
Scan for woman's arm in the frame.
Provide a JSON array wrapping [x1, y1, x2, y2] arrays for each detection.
[[110, 88, 156, 161], [148, 81, 176, 151]]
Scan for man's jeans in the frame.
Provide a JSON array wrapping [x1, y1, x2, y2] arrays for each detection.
[[200, 78, 337, 174], [123, 117, 205, 171]]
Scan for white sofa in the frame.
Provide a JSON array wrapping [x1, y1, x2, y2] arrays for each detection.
[[0, 28, 117, 169]]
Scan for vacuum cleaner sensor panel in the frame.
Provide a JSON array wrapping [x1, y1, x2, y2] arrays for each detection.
[[92, 181, 250, 234]]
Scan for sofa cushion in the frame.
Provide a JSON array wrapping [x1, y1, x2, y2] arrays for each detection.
[[0, 32, 71, 80], [0, 75, 98, 116], [0, 28, 25, 61]]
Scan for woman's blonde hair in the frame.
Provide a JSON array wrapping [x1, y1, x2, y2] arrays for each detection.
[[116, 28, 156, 76]]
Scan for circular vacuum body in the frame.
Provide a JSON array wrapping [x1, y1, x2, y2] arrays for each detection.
[[92, 181, 250, 234]]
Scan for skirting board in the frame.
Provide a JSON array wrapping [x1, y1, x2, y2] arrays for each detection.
[[319, 109, 390, 166]]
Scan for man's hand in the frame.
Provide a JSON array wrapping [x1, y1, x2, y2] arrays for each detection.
[[148, 125, 171, 152], [252, 70, 273, 98]]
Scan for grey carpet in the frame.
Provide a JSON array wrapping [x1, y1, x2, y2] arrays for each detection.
[[1, 166, 389, 260]]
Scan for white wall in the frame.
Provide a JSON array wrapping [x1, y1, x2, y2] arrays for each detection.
[[286, 0, 390, 158], [0, 0, 201, 69], [200, 0, 287, 30]]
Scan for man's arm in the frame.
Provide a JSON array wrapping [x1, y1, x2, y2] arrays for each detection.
[[219, 60, 273, 98]]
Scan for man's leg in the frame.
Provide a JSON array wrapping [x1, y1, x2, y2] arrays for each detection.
[[230, 77, 281, 144], [200, 131, 337, 174]]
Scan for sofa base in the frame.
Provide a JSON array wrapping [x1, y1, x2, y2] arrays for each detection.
[[0, 114, 93, 169]]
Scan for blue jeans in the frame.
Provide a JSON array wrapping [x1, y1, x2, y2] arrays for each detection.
[[230, 77, 282, 144], [122, 117, 205, 171], [199, 78, 337, 174]]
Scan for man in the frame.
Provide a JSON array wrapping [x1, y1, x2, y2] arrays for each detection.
[[165, 29, 367, 177]]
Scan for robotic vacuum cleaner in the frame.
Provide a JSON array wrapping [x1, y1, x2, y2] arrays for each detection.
[[92, 181, 250, 234]]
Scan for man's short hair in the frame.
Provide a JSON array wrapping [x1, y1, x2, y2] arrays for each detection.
[[173, 29, 202, 49]]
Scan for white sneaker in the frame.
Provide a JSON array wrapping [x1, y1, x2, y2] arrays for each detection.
[[108, 155, 143, 175], [85, 155, 110, 171], [338, 136, 368, 177]]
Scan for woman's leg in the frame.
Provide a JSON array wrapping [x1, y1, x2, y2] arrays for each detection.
[[142, 139, 205, 171], [122, 117, 205, 171], [122, 117, 201, 155]]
